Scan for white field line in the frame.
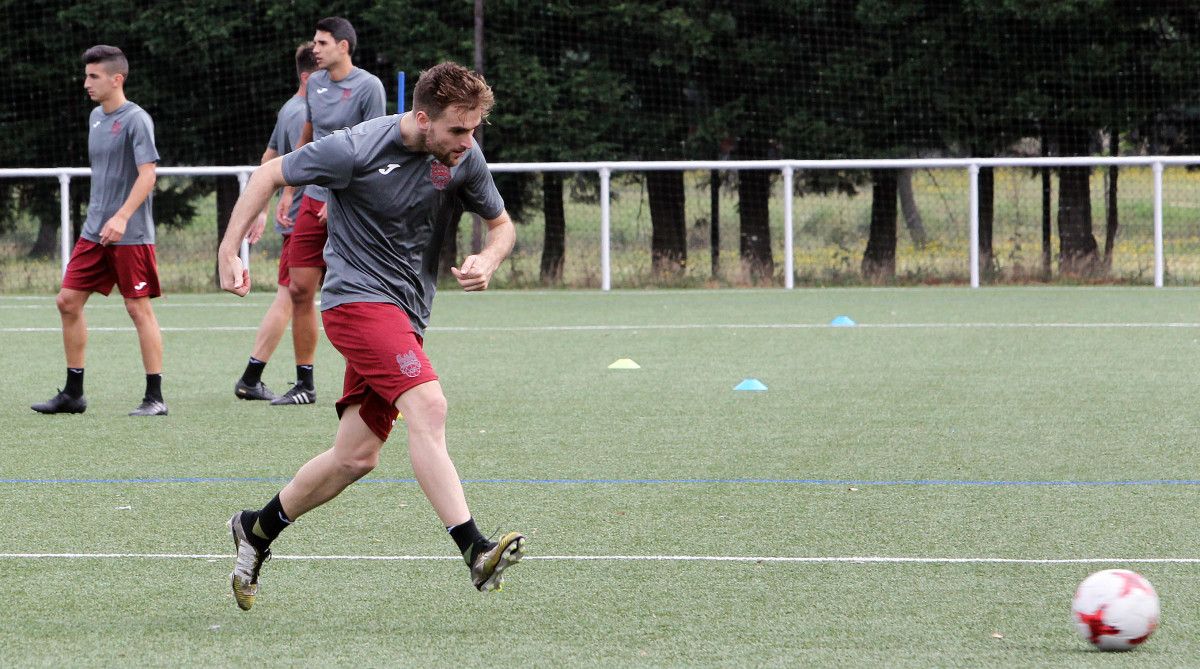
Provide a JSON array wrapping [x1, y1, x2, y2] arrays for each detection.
[[1, 552, 1199, 564], [5, 322, 1200, 334]]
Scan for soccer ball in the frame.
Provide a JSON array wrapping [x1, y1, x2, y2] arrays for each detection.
[[1072, 569, 1160, 651]]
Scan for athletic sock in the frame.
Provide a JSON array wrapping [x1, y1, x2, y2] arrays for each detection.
[[447, 518, 490, 565], [296, 364, 314, 390], [243, 493, 292, 551], [241, 357, 267, 386], [144, 373, 163, 402], [64, 368, 84, 398]]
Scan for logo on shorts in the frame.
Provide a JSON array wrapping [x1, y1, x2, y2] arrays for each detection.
[[133, 281, 147, 290], [110, 120, 122, 135], [430, 162, 451, 190], [396, 350, 421, 378]]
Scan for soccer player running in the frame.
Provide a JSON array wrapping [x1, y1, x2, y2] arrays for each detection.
[[217, 62, 525, 609], [233, 42, 319, 402], [32, 45, 166, 417], [271, 16, 386, 406]]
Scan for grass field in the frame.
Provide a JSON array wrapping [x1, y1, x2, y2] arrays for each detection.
[[2, 287, 1200, 666]]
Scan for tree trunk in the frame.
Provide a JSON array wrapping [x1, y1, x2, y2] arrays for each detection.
[[1104, 131, 1119, 270], [646, 170, 687, 277], [1041, 138, 1052, 281], [214, 175, 241, 287], [862, 169, 898, 281], [897, 169, 926, 249], [979, 166, 994, 279], [540, 172, 565, 284], [737, 169, 773, 283], [710, 169, 720, 278], [26, 181, 71, 258]]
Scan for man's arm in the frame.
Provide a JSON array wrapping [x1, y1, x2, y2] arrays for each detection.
[[450, 210, 515, 292], [219, 158, 289, 296], [98, 162, 156, 246], [245, 147, 281, 244], [276, 122, 314, 222]]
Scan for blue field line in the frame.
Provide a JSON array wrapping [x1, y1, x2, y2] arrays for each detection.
[[3, 475, 1200, 486]]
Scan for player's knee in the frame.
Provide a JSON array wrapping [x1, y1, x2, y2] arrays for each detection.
[[55, 291, 82, 316], [287, 279, 313, 305], [123, 298, 151, 322], [339, 451, 378, 480], [403, 391, 448, 432]]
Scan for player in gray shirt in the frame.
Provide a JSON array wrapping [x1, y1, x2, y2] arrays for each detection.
[[273, 16, 387, 407], [233, 42, 318, 403], [33, 45, 167, 417], [218, 62, 524, 610]]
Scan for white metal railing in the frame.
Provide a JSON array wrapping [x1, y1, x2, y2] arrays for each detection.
[[5, 156, 1200, 289]]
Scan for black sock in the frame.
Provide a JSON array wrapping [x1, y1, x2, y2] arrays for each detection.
[[243, 493, 292, 550], [296, 364, 314, 390], [241, 357, 267, 386], [144, 373, 163, 402], [64, 368, 84, 398], [447, 518, 490, 565]]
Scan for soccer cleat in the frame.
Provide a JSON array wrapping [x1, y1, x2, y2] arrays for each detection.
[[129, 399, 168, 416], [31, 390, 87, 414], [228, 511, 271, 611], [235, 379, 277, 401], [270, 383, 316, 406], [470, 531, 526, 592]]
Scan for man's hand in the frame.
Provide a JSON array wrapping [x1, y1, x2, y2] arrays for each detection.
[[451, 254, 500, 292], [219, 253, 252, 297], [276, 190, 294, 228], [246, 212, 267, 245], [317, 203, 328, 225], [99, 213, 129, 246]]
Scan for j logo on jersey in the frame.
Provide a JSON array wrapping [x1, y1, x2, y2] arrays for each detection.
[[396, 350, 422, 378], [110, 120, 122, 135], [430, 162, 451, 190]]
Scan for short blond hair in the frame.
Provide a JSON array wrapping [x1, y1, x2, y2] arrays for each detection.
[[413, 62, 494, 120]]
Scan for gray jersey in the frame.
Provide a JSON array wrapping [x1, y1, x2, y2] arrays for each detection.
[[267, 95, 308, 234], [303, 67, 386, 202], [281, 114, 504, 335], [82, 102, 159, 245]]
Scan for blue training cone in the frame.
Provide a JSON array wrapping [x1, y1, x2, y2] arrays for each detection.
[[830, 315, 856, 327], [734, 378, 768, 392]]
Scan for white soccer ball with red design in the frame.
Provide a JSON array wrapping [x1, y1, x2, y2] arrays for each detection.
[[1072, 569, 1159, 651]]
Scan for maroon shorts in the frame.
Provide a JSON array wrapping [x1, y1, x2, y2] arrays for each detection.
[[322, 302, 439, 442], [276, 233, 293, 287], [289, 194, 327, 269], [61, 239, 161, 299]]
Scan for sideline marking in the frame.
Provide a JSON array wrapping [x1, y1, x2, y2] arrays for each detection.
[[5, 322, 1200, 334], [1, 553, 1197, 565], [4, 476, 1200, 486]]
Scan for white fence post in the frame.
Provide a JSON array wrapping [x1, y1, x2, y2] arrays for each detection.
[[968, 164, 980, 288], [237, 170, 251, 270], [599, 167, 611, 291], [58, 173, 71, 277], [782, 166, 794, 289], [1153, 161, 1164, 288]]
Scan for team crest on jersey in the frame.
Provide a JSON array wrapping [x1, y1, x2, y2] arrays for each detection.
[[341, 88, 352, 101], [396, 350, 422, 378], [430, 162, 451, 190], [110, 120, 122, 135]]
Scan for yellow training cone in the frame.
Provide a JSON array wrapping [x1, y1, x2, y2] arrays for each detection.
[[608, 358, 641, 369]]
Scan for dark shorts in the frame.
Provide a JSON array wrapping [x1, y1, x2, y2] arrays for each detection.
[[322, 302, 439, 442], [289, 194, 326, 269], [276, 232, 293, 287], [61, 239, 161, 299]]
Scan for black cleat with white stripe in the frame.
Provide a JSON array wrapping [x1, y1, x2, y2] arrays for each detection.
[[270, 383, 316, 406]]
